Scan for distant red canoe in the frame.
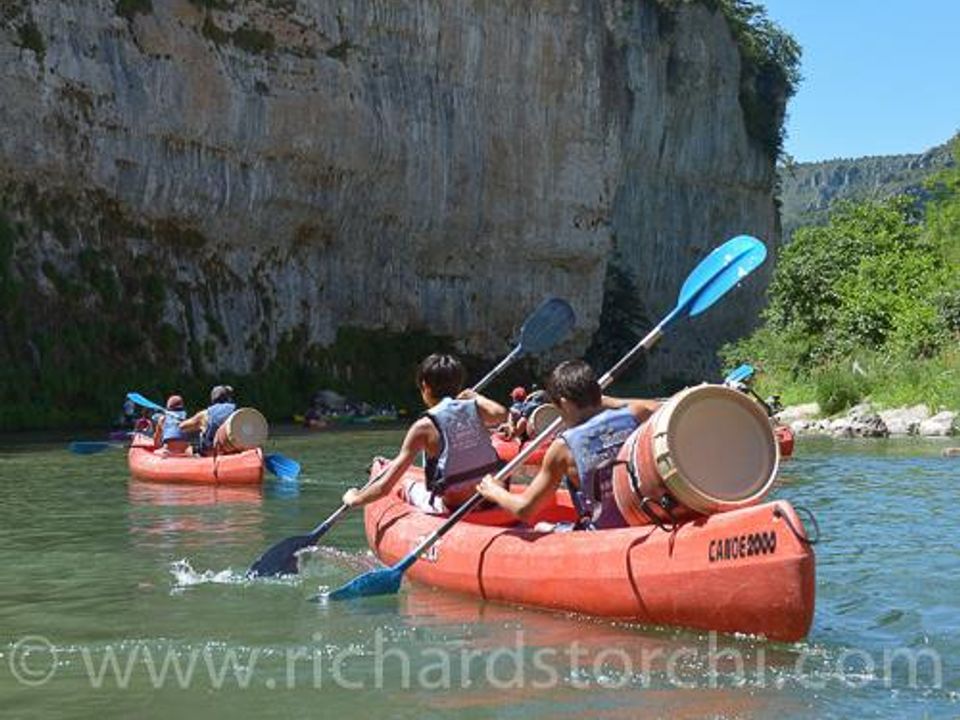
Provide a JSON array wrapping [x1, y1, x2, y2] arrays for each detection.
[[363, 458, 816, 642], [775, 425, 795, 458], [127, 434, 263, 485], [490, 433, 548, 469]]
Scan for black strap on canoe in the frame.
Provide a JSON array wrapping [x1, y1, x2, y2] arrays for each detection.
[[774, 504, 820, 545]]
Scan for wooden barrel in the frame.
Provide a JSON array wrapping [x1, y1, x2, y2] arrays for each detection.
[[528, 403, 562, 438], [612, 384, 779, 527], [214, 408, 268, 453]]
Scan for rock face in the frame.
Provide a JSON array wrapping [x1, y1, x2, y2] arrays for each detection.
[[0, 0, 781, 425]]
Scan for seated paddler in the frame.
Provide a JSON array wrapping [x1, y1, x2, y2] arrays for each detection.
[[178, 384, 236, 456], [476, 359, 659, 530], [152, 394, 192, 453], [341, 353, 507, 514]]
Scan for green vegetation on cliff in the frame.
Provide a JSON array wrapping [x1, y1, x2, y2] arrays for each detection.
[[722, 137, 960, 414], [714, 0, 801, 159], [658, 0, 801, 159]]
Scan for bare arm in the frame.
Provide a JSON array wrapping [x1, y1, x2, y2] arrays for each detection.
[[476, 440, 568, 521], [343, 419, 431, 507], [153, 417, 165, 446], [178, 410, 206, 434], [601, 395, 660, 424], [458, 390, 508, 426]]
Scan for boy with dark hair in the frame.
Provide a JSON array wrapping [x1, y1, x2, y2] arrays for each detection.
[[477, 359, 659, 530], [342, 353, 507, 513]]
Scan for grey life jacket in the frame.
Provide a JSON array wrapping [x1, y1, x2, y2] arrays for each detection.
[[425, 398, 502, 498], [161, 409, 188, 444], [200, 402, 236, 453], [560, 406, 639, 529]]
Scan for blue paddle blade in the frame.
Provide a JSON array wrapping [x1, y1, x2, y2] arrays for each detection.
[[724, 363, 755, 385], [517, 297, 576, 355], [677, 235, 767, 318], [126, 392, 166, 413], [265, 453, 301, 481], [325, 566, 404, 601], [69, 441, 112, 455]]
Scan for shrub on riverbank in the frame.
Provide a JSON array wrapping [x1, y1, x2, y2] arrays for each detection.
[[722, 136, 960, 414]]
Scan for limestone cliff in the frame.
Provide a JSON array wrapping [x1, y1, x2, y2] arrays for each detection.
[[0, 0, 786, 427]]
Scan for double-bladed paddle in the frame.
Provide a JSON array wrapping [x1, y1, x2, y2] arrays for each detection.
[[323, 235, 768, 601], [723, 363, 778, 416], [125, 391, 300, 480], [724, 363, 755, 386], [246, 297, 577, 578]]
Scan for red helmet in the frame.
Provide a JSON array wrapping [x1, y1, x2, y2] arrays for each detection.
[[510, 386, 527, 402]]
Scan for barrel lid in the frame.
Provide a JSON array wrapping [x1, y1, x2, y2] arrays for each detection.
[[225, 407, 269, 449], [654, 384, 778, 514]]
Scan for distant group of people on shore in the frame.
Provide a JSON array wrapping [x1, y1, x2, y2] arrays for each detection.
[[121, 385, 239, 456], [301, 390, 399, 429]]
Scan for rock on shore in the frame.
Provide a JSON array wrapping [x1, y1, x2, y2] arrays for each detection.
[[781, 403, 958, 438]]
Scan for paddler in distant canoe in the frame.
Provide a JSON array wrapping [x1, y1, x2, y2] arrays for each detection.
[[341, 353, 508, 513], [477, 359, 659, 530], [152, 394, 193, 453], [178, 384, 236, 456]]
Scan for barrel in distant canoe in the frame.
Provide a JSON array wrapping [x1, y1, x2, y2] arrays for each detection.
[[214, 408, 268, 453]]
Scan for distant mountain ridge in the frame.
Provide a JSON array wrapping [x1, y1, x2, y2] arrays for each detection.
[[778, 138, 956, 239]]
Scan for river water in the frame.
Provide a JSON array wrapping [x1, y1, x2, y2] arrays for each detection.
[[1, 430, 957, 718]]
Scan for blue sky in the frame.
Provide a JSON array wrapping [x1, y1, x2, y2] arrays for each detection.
[[761, 0, 960, 162]]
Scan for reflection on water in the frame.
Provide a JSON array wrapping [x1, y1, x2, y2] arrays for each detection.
[[1, 431, 958, 719], [127, 480, 264, 552]]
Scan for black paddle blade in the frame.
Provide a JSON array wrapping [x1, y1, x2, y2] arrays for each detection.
[[324, 566, 404, 601], [517, 297, 576, 355], [247, 535, 313, 578]]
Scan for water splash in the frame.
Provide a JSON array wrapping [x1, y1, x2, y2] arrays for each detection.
[[169, 559, 249, 589], [296, 545, 381, 577]]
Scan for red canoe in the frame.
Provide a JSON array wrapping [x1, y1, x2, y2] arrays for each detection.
[[775, 425, 795, 458], [490, 433, 548, 470], [362, 458, 816, 642], [127, 434, 263, 485]]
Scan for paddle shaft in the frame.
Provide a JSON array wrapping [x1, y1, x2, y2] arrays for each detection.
[[393, 320, 670, 572]]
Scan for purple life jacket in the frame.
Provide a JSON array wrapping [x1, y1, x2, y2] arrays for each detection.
[[560, 406, 639, 529], [425, 398, 501, 499]]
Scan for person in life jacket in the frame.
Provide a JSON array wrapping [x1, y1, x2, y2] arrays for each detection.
[[497, 386, 529, 440], [477, 359, 659, 530], [497, 386, 552, 441], [133, 408, 154, 435], [341, 354, 507, 514], [178, 384, 236, 456], [152, 394, 192, 453]]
